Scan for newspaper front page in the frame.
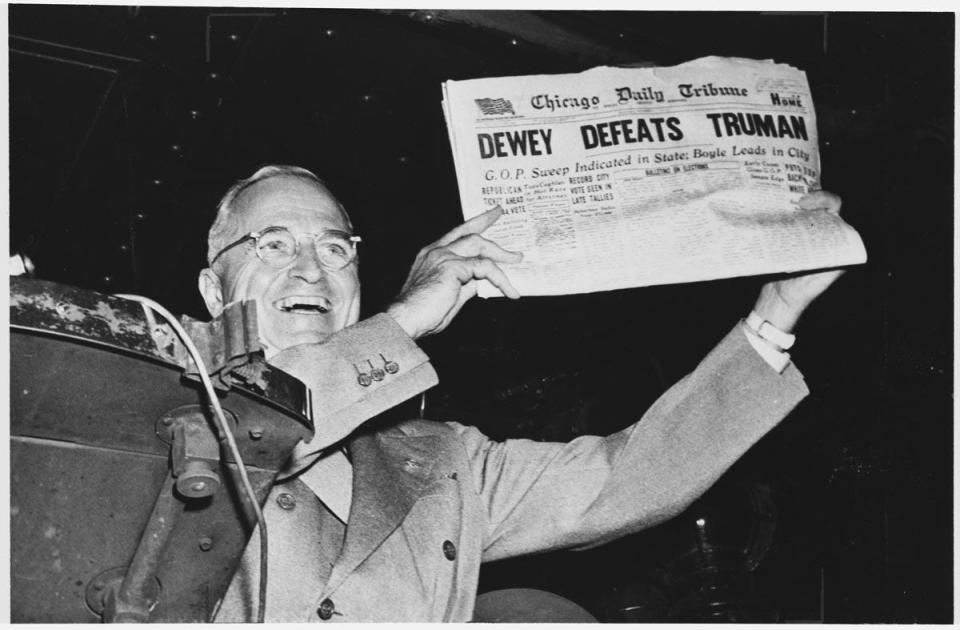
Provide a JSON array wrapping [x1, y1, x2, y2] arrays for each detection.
[[442, 56, 867, 297]]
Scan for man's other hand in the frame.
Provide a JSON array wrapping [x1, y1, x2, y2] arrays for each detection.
[[387, 207, 523, 340], [753, 190, 847, 333]]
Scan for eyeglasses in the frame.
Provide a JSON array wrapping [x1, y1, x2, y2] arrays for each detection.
[[210, 226, 361, 270]]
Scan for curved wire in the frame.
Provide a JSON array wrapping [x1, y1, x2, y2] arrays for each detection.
[[115, 294, 268, 623]]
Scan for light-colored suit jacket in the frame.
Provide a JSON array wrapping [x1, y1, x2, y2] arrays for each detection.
[[215, 316, 808, 622]]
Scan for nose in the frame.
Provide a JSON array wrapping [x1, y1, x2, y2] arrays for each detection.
[[286, 241, 327, 283]]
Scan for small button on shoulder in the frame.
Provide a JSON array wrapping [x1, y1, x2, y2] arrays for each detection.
[[317, 598, 335, 620]]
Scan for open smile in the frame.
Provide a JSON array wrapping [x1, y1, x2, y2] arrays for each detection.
[[273, 295, 333, 315]]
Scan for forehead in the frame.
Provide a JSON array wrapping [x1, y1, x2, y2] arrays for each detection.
[[231, 175, 350, 233]]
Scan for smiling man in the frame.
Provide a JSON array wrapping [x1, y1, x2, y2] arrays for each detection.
[[201, 164, 844, 622], [199, 167, 362, 354]]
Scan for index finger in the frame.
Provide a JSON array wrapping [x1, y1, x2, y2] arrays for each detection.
[[435, 205, 504, 247]]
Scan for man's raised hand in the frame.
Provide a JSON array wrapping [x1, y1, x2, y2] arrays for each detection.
[[387, 207, 523, 340], [753, 190, 848, 332]]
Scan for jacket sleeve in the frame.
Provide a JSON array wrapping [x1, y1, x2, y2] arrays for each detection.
[[450, 323, 809, 562], [271, 313, 438, 477]]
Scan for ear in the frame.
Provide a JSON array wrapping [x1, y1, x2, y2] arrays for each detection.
[[198, 268, 224, 317]]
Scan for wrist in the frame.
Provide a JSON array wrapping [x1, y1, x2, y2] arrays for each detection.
[[753, 285, 806, 333], [386, 302, 420, 340]]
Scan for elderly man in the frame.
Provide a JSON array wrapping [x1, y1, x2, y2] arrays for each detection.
[[200, 164, 843, 622]]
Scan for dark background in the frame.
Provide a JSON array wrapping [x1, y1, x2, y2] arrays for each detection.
[[8, 6, 954, 622]]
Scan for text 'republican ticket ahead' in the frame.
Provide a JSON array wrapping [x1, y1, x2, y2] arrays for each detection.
[[442, 56, 867, 297]]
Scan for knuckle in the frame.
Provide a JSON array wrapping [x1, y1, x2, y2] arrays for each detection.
[[426, 246, 451, 263], [452, 234, 479, 251]]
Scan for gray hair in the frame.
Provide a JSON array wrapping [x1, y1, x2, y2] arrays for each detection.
[[205, 164, 351, 266]]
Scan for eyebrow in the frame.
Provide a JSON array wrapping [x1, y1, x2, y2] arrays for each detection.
[[255, 226, 355, 237]]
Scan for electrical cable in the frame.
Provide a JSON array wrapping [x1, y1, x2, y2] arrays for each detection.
[[115, 294, 268, 623]]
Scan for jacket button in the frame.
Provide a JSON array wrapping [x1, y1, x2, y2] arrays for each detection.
[[276, 493, 296, 510], [380, 354, 399, 374], [317, 598, 335, 620], [442, 540, 456, 561]]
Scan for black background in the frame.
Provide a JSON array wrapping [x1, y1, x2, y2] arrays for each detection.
[[8, 7, 954, 622]]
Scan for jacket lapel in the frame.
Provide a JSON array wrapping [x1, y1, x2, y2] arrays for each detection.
[[324, 429, 441, 593]]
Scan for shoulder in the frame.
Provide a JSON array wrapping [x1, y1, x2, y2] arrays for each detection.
[[375, 418, 492, 447], [376, 417, 456, 438]]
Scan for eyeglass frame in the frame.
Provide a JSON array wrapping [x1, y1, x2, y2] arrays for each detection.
[[209, 226, 362, 270]]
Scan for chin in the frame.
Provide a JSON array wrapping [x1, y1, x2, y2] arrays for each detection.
[[262, 328, 335, 358]]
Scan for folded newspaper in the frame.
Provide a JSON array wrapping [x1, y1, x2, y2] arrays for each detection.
[[441, 56, 867, 297]]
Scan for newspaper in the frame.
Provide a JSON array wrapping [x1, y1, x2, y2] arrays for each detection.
[[441, 56, 866, 297]]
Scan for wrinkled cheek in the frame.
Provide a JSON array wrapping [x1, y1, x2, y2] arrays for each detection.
[[223, 266, 259, 304]]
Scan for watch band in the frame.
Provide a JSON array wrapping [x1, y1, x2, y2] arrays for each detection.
[[745, 311, 796, 351]]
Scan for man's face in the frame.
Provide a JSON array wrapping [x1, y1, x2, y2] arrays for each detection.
[[202, 175, 361, 357]]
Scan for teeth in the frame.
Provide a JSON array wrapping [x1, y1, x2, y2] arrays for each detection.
[[274, 296, 331, 313]]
